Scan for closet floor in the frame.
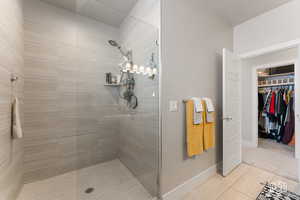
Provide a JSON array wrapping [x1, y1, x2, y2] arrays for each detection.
[[243, 138, 298, 181], [183, 163, 300, 200], [258, 138, 294, 157], [17, 159, 153, 200]]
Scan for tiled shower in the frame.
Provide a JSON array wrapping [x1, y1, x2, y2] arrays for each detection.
[[0, 0, 160, 199]]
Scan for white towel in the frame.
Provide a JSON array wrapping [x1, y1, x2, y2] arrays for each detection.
[[203, 98, 215, 123], [191, 97, 203, 124], [12, 97, 23, 139]]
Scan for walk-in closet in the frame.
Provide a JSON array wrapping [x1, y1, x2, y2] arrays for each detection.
[[238, 47, 300, 181], [257, 65, 295, 157]]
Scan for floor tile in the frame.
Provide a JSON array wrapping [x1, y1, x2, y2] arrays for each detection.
[[217, 188, 253, 200], [231, 166, 275, 199], [183, 175, 232, 200], [222, 163, 251, 185]]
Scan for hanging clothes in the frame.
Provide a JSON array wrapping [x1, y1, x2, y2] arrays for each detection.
[[258, 86, 295, 145], [282, 96, 295, 144]]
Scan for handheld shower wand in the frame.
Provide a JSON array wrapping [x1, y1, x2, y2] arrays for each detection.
[[108, 40, 131, 61], [108, 40, 138, 110]]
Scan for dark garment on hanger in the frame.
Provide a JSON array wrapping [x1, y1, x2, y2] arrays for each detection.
[[282, 98, 295, 144], [278, 108, 287, 142], [263, 90, 272, 113], [275, 89, 282, 117], [278, 89, 286, 116], [258, 93, 264, 111]]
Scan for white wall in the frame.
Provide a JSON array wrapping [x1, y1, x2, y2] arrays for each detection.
[[241, 48, 298, 146], [161, 0, 233, 195], [234, 0, 300, 55]]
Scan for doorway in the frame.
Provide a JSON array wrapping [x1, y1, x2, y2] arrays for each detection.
[[257, 64, 295, 157], [242, 63, 298, 181], [243, 55, 299, 181], [222, 46, 300, 181]]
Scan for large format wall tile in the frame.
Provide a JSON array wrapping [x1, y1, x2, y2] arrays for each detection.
[[0, 0, 24, 200], [23, 0, 121, 183], [119, 14, 160, 196]]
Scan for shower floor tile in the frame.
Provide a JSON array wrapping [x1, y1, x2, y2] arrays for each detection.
[[17, 159, 153, 200]]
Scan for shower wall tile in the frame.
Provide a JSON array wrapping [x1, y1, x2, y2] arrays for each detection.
[[23, 0, 121, 184], [0, 0, 24, 199], [119, 14, 159, 196]]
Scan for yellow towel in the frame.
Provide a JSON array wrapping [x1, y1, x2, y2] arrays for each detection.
[[203, 101, 215, 150], [186, 100, 204, 157]]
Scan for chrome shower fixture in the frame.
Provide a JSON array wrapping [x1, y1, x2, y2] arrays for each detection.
[[108, 40, 138, 109], [108, 40, 132, 62], [108, 39, 158, 79], [108, 40, 120, 48]]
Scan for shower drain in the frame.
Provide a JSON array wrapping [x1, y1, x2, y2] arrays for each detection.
[[85, 187, 94, 194]]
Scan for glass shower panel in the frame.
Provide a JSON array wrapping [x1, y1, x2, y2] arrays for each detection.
[[118, 15, 160, 197]]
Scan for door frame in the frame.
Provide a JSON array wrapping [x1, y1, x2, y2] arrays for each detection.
[[252, 59, 297, 150]]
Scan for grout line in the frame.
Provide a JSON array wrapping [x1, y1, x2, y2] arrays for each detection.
[[215, 165, 251, 199], [230, 187, 256, 200], [230, 164, 277, 199]]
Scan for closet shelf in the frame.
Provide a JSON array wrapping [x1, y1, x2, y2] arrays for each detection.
[[258, 72, 294, 78]]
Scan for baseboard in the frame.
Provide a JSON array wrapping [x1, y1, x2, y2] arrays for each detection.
[[162, 164, 217, 200]]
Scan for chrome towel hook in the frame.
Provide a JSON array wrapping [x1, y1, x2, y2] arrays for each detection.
[[11, 75, 18, 82]]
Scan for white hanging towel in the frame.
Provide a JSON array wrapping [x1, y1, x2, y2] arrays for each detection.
[[191, 97, 203, 124], [203, 98, 215, 123], [12, 97, 23, 139]]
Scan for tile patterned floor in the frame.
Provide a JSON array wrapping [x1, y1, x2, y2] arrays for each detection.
[[17, 159, 153, 200], [183, 163, 300, 200], [17, 160, 300, 200]]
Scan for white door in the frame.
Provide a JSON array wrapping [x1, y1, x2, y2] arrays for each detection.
[[222, 48, 242, 176]]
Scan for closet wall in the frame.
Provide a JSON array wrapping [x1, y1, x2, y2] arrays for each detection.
[[241, 48, 298, 146], [23, 0, 121, 183], [0, 0, 24, 200]]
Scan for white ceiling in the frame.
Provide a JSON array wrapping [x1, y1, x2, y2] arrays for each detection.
[[41, 0, 138, 27], [41, 0, 292, 27], [206, 0, 292, 26]]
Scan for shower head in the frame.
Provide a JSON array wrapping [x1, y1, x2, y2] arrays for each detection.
[[108, 40, 120, 48], [108, 40, 132, 61]]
